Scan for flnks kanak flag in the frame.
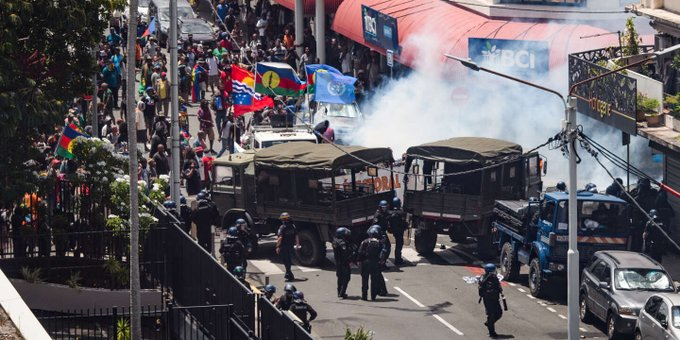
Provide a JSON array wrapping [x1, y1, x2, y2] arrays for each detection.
[[142, 17, 156, 37], [232, 65, 274, 116], [305, 64, 341, 94], [55, 124, 88, 159], [255, 62, 306, 97], [314, 71, 356, 104]]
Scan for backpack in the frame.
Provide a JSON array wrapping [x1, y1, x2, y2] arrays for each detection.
[[221, 241, 242, 262]]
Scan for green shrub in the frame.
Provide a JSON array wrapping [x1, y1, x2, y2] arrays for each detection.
[[638, 93, 660, 114], [345, 327, 374, 340]]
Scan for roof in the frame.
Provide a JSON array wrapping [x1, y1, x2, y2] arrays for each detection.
[[331, 0, 619, 69], [405, 137, 522, 166], [657, 292, 680, 306], [597, 250, 664, 269], [254, 142, 393, 170], [213, 150, 255, 166], [272, 0, 343, 16], [545, 191, 627, 204]]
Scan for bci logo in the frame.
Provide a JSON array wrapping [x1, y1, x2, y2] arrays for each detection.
[[481, 43, 537, 69], [363, 11, 377, 36]]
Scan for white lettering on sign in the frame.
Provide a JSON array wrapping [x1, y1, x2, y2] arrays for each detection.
[[364, 13, 377, 36], [483, 45, 537, 70]]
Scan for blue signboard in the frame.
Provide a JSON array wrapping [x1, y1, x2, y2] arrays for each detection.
[[361, 5, 399, 51], [468, 38, 550, 77]]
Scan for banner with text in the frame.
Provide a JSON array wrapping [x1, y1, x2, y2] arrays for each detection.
[[361, 5, 399, 52], [468, 38, 549, 78]]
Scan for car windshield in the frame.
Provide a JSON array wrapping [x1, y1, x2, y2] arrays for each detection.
[[614, 269, 674, 291], [317, 103, 361, 118], [159, 7, 193, 21], [261, 139, 315, 148], [182, 21, 211, 34]]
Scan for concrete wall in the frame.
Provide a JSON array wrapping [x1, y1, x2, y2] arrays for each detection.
[[0, 270, 51, 340], [10, 279, 162, 311], [628, 69, 664, 112], [664, 0, 680, 13]]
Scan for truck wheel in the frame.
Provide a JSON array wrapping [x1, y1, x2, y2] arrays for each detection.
[[528, 257, 546, 298], [296, 229, 324, 267], [476, 235, 496, 260], [414, 225, 437, 256], [499, 242, 520, 282], [449, 224, 468, 243]]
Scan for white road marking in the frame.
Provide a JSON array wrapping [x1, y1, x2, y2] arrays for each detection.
[[295, 265, 321, 273], [580, 327, 587, 332], [558, 314, 567, 320], [432, 314, 464, 336], [394, 287, 426, 308], [249, 260, 284, 275], [547, 307, 557, 313], [517, 288, 526, 293], [507, 282, 516, 287], [401, 247, 430, 266], [434, 248, 465, 265], [538, 302, 547, 307], [526, 294, 536, 300]]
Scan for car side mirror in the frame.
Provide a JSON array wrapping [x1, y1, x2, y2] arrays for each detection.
[[661, 319, 668, 329], [598, 281, 610, 290]]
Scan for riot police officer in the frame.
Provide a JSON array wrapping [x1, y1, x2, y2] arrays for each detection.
[[631, 178, 658, 252], [179, 195, 192, 233], [276, 212, 300, 282], [163, 200, 179, 218], [373, 201, 392, 262], [234, 218, 253, 256], [555, 181, 566, 192], [192, 191, 219, 253], [644, 209, 667, 263], [388, 197, 407, 265], [332, 227, 354, 299], [219, 227, 246, 272], [263, 284, 277, 302], [358, 225, 382, 301], [289, 291, 317, 333], [233, 265, 250, 290], [479, 263, 503, 337], [276, 283, 297, 310]]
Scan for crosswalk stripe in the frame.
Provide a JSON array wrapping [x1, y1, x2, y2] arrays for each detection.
[[249, 260, 284, 275], [433, 248, 465, 265], [401, 247, 430, 266]]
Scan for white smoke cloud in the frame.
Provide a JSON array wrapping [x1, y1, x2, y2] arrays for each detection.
[[352, 29, 662, 190]]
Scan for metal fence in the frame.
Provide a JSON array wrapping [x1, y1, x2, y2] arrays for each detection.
[[258, 297, 314, 340]]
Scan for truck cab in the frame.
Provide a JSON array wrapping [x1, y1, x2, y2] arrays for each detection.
[[492, 190, 630, 297]]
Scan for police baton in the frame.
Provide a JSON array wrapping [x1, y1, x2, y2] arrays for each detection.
[[501, 293, 508, 311]]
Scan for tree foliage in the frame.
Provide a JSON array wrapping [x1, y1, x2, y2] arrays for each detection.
[[0, 0, 124, 203], [622, 17, 640, 57]]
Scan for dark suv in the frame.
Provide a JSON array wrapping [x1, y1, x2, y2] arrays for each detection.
[[580, 250, 676, 339]]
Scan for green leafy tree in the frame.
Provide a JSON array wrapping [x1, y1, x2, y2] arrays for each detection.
[[0, 0, 124, 204]]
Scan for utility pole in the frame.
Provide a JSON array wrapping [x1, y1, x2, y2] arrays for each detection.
[[125, 1, 141, 339], [565, 96, 579, 340], [92, 55, 99, 138], [170, 0, 181, 204], [294, 0, 304, 58]]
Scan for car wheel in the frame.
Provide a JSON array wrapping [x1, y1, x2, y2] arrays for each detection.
[[634, 330, 642, 340], [607, 313, 620, 340], [499, 242, 520, 282], [528, 257, 546, 298], [579, 293, 594, 323]]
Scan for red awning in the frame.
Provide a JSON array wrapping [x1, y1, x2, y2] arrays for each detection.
[[332, 0, 619, 69], [274, 0, 344, 16]]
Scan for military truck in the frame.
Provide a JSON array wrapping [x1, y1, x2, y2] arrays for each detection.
[[492, 191, 630, 297], [211, 142, 395, 266], [404, 137, 543, 258]]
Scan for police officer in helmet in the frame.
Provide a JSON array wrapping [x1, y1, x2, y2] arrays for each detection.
[[289, 291, 317, 333], [479, 263, 503, 337], [192, 190, 219, 253], [276, 283, 297, 310], [332, 227, 355, 299], [219, 226, 246, 272], [358, 225, 383, 301], [263, 284, 277, 302], [388, 197, 407, 265], [644, 209, 668, 263], [233, 265, 250, 290], [179, 195, 192, 233], [373, 200, 392, 265], [163, 200, 178, 217], [234, 218, 253, 257], [276, 212, 300, 282]]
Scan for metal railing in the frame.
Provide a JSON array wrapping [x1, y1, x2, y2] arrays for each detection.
[[258, 297, 314, 340]]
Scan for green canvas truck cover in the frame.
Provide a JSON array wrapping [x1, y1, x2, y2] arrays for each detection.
[[405, 137, 522, 166], [254, 142, 393, 170]]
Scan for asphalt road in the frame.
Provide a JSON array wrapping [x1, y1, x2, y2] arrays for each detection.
[[229, 232, 612, 340]]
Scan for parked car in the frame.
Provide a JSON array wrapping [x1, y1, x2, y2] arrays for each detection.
[[580, 250, 676, 339], [179, 18, 215, 47], [149, 0, 195, 47], [636, 293, 680, 340]]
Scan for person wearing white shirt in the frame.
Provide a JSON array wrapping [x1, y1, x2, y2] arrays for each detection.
[[206, 53, 220, 94]]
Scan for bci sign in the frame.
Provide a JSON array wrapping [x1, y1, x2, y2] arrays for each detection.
[[468, 38, 549, 77], [361, 5, 399, 52]]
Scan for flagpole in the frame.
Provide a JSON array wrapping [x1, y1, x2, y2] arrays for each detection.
[[304, 66, 311, 125]]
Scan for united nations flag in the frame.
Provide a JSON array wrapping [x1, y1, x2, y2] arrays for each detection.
[[314, 71, 357, 104]]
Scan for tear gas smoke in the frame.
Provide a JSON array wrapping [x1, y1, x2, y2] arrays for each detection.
[[351, 31, 662, 190]]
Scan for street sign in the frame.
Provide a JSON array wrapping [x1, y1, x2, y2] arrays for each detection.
[[468, 38, 549, 78], [386, 49, 394, 68]]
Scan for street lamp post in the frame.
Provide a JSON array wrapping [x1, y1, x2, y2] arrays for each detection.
[[448, 44, 680, 339]]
